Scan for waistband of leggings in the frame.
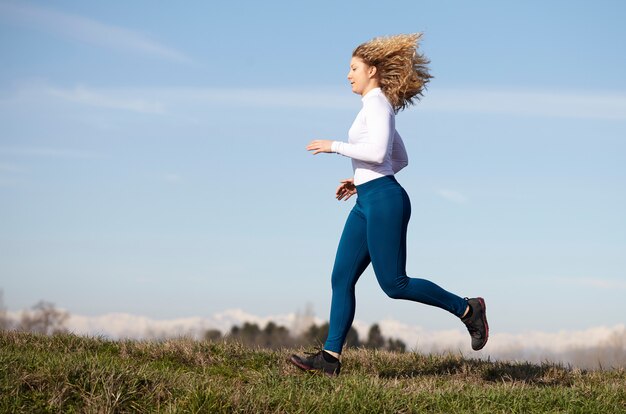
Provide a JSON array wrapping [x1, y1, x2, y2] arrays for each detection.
[[355, 175, 399, 195]]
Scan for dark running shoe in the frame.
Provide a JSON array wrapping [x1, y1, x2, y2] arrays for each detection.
[[289, 350, 341, 376], [461, 297, 489, 351]]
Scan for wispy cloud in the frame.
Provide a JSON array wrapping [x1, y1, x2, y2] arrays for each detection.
[[423, 88, 626, 120], [0, 162, 26, 173], [46, 85, 165, 114], [0, 2, 191, 63], [0, 146, 101, 159], [1, 83, 354, 115], [436, 189, 468, 204], [5, 82, 626, 120], [162, 173, 181, 184], [552, 276, 626, 290], [0, 162, 27, 187], [0, 177, 26, 187]]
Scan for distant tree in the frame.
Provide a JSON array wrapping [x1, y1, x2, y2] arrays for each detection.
[[225, 317, 402, 352], [386, 338, 407, 353], [262, 321, 293, 348], [366, 324, 385, 349], [0, 290, 10, 330], [19, 300, 69, 335], [204, 329, 222, 342], [301, 322, 360, 348], [302, 322, 329, 347], [227, 321, 296, 349], [345, 326, 360, 348], [228, 322, 262, 346], [240, 322, 261, 343], [264, 321, 279, 336]]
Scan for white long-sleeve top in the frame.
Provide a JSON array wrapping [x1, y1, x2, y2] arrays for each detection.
[[331, 87, 408, 185]]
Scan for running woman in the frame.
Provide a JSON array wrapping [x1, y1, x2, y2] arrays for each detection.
[[289, 34, 489, 376]]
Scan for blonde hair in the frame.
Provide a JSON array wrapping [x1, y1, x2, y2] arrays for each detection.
[[353, 33, 432, 113]]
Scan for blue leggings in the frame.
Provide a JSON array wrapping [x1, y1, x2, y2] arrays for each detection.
[[324, 175, 468, 353]]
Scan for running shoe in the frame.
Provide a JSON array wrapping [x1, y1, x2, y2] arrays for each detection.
[[289, 350, 341, 376], [461, 297, 489, 351]]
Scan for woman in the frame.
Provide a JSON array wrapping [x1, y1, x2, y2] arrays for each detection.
[[290, 33, 488, 376]]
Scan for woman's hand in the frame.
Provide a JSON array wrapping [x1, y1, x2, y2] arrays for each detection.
[[306, 140, 333, 155], [336, 178, 356, 201]]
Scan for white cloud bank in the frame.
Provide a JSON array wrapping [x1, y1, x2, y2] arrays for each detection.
[[7, 308, 624, 369]]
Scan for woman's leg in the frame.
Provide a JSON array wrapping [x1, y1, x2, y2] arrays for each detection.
[[323, 202, 371, 354], [366, 187, 468, 317]]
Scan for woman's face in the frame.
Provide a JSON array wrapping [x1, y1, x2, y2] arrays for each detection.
[[347, 56, 377, 95]]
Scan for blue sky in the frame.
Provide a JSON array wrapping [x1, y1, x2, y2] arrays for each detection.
[[1, 0, 625, 336]]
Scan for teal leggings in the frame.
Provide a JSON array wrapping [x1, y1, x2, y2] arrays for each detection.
[[324, 175, 468, 353]]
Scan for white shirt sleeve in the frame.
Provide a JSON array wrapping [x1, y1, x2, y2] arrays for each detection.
[[331, 98, 393, 164], [391, 133, 408, 173]]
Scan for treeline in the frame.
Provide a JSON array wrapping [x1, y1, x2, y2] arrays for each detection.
[[206, 321, 407, 352], [0, 292, 406, 352]]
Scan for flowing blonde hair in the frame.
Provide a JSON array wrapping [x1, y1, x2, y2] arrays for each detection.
[[353, 33, 432, 113]]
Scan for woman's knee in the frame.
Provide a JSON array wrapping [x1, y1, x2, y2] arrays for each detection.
[[331, 267, 357, 291], [379, 275, 409, 299]]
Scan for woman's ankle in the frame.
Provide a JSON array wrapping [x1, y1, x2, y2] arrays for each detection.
[[323, 349, 341, 361]]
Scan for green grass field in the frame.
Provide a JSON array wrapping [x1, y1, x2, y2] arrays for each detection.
[[1, 330, 625, 413]]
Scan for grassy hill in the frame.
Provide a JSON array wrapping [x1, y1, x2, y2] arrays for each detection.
[[1, 330, 625, 413]]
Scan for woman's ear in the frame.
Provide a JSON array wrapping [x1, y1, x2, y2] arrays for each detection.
[[368, 65, 378, 79]]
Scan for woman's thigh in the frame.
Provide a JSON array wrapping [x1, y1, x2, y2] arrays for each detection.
[[366, 188, 411, 280]]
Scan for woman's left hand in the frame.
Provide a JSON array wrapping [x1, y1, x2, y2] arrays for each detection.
[[336, 178, 356, 201], [306, 140, 333, 155]]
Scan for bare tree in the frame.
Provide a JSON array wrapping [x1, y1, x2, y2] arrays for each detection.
[[19, 300, 69, 335], [0, 289, 10, 330], [292, 302, 315, 337]]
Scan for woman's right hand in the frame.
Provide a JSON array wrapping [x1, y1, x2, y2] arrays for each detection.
[[335, 178, 356, 201]]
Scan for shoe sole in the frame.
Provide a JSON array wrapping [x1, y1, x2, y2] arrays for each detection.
[[288, 355, 338, 377], [474, 297, 489, 351]]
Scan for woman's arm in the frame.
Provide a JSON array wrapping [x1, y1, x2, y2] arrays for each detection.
[[331, 99, 394, 164]]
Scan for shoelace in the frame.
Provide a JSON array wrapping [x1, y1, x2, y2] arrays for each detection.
[[303, 349, 323, 357]]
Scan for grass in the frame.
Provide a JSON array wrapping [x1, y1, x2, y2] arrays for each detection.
[[1, 330, 625, 413]]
